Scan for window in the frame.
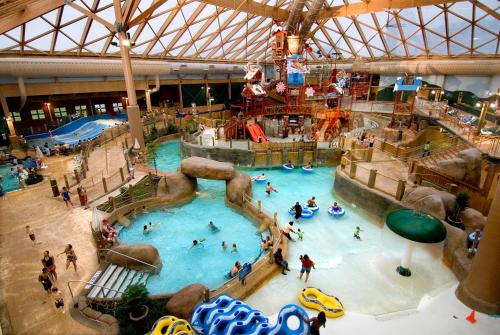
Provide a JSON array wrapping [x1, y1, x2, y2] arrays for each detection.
[[94, 104, 106, 114], [74, 105, 87, 117], [54, 107, 67, 118], [12, 112, 21, 122], [30, 109, 45, 120], [113, 102, 124, 113]]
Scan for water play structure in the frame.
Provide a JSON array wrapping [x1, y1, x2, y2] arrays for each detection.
[[191, 294, 310, 335]]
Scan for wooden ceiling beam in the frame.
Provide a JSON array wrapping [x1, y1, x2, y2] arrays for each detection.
[[0, 0, 64, 34], [318, 0, 466, 20], [196, 0, 288, 20]]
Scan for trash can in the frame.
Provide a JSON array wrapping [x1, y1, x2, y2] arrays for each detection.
[[50, 179, 60, 197]]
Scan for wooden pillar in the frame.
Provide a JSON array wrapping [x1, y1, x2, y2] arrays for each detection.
[[0, 94, 16, 136], [396, 180, 406, 200], [119, 31, 145, 150], [475, 101, 489, 136], [349, 162, 357, 179], [177, 75, 183, 108], [368, 169, 377, 188], [228, 76, 232, 100], [456, 183, 500, 314]]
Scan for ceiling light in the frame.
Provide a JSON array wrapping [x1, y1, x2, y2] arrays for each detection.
[[475, 102, 481, 107], [490, 103, 496, 108]]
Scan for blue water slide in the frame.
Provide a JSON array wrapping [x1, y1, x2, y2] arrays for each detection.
[[222, 310, 268, 334], [207, 306, 255, 334], [191, 294, 234, 334], [267, 305, 310, 335]]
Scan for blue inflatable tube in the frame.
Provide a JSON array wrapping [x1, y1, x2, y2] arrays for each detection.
[[283, 164, 294, 170], [191, 294, 310, 335], [288, 207, 314, 219], [306, 204, 319, 212], [301, 166, 313, 173], [328, 207, 345, 218], [254, 176, 267, 183]]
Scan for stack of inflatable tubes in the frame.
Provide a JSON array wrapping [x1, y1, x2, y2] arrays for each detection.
[[288, 207, 315, 218], [151, 315, 194, 335], [191, 294, 310, 335], [298, 287, 344, 318]]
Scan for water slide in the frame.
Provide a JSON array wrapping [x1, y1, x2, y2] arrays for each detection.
[[191, 294, 310, 335], [247, 123, 268, 143]]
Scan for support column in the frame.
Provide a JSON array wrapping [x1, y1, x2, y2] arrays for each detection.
[[228, 75, 232, 100], [456, 183, 500, 314], [475, 101, 489, 136], [177, 75, 183, 109], [119, 31, 145, 150], [0, 95, 16, 136], [145, 89, 152, 112]]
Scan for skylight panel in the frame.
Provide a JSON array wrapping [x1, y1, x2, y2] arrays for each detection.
[[5, 26, 22, 41], [84, 38, 107, 53], [420, 5, 442, 23], [430, 41, 447, 55], [136, 25, 156, 44], [27, 33, 53, 51], [25, 18, 53, 41], [450, 42, 469, 55], [85, 20, 111, 43], [42, 9, 60, 26], [0, 35, 18, 50], [61, 18, 88, 43], [54, 32, 78, 51], [475, 40, 497, 54], [447, 13, 471, 36], [448, 2, 473, 21], [60, 5, 85, 25]]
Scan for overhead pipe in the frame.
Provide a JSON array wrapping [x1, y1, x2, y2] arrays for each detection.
[[0, 58, 244, 77], [299, 0, 326, 39], [351, 59, 500, 75], [287, 0, 308, 36]]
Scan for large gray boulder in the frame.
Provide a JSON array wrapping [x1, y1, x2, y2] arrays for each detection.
[[106, 244, 161, 273], [432, 158, 467, 180], [166, 284, 209, 320], [460, 207, 487, 231], [457, 148, 482, 186], [181, 157, 235, 180], [162, 171, 197, 199], [402, 186, 452, 220], [226, 172, 252, 206]]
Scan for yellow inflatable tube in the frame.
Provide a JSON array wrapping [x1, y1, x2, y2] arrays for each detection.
[[151, 315, 194, 335], [298, 287, 344, 318]]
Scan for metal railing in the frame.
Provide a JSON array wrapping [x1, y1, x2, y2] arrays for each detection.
[[67, 279, 125, 300], [98, 249, 159, 271]]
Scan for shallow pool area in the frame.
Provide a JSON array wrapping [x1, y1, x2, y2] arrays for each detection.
[[0, 164, 21, 192], [141, 140, 456, 315]]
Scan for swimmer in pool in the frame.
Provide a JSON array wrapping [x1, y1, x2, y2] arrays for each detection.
[[304, 162, 313, 169], [231, 243, 238, 253], [222, 241, 227, 251], [266, 182, 278, 196], [285, 160, 293, 168], [354, 226, 362, 240], [307, 196, 316, 207], [191, 238, 206, 249], [208, 221, 220, 232], [252, 173, 265, 181], [331, 202, 342, 212]]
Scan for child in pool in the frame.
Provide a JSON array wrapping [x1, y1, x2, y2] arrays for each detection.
[[354, 226, 362, 240], [52, 287, 65, 314], [265, 182, 278, 196], [285, 160, 293, 168], [222, 241, 227, 251], [191, 238, 206, 249], [307, 197, 316, 207], [208, 221, 220, 232], [331, 202, 342, 212], [231, 243, 238, 253]]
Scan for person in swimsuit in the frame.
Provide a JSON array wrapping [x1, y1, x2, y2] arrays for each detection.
[[265, 182, 277, 197], [292, 202, 302, 220], [38, 267, 53, 296], [58, 244, 77, 272], [285, 160, 293, 168], [221, 241, 227, 251], [190, 238, 206, 249], [42, 250, 57, 281], [282, 221, 295, 241], [331, 202, 341, 212], [303, 311, 326, 335], [102, 219, 118, 243], [231, 243, 238, 253], [299, 254, 316, 282], [26, 225, 39, 245], [296, 228, 304, 241], [307, 197, 316, 207], [208, 221, 220, 232], [52, 287, 65, 314], [61, 187, 73, 207], [230, 261, 242, 278], [354, 226, 362, 240]]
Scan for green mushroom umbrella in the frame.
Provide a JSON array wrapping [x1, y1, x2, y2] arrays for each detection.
[[386, 209, 447, 277]]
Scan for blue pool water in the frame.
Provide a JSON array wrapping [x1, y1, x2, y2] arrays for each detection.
[[0, 164, 21, 192], [149, 140, 181, 171]]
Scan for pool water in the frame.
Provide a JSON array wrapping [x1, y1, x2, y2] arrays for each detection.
[[130, 140, 455, 315], [0, 164, 21, 192]]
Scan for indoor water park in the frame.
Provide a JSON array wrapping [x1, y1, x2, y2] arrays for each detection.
[[0, 1, 499, 335]]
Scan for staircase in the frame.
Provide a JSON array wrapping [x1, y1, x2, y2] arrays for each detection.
[[86, 264, 151, 299], [418, 141, 471, 169]]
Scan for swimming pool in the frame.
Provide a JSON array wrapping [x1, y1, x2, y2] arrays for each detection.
[[0, 164, 21, 192], [118, 179, 262, 293], [132, 140, 455, 315]]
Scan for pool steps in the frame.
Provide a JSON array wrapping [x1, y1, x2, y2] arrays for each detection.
[[86, 264, 150, 299]]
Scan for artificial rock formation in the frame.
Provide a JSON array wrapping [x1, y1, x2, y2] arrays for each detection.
[[181, 156, 235, 180], [106, 244, 161, 273], [432, 148, 482, 186], [226, 172, 252, 206], [166, 284, 209, 320], [460, 208, 487, 231], [402, 185, 456, 220], [162, 171, 197, 199]]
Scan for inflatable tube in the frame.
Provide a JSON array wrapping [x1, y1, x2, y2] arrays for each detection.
[[298, 287, 344, 318], [328, 207, 345, 217], [253, 176, 267, 183], [283, 164, 294, 170], [301, 166, 313, 173], [288, 207, 314, 219], [306, 204, 319, 212], [191, 294, 309, 335], [151, 315, 194, 335]]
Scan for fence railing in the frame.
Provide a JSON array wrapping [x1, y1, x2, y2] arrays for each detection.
[[96, 173, 159, 213], [341, 157, 407, 201], [98, 248, 159, 271], [252, 140, 317, 152]]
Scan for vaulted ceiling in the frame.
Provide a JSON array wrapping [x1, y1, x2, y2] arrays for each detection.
[[0, 0, 498, 62]]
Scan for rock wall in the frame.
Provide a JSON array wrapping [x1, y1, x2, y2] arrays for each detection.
[[401, 185, 456, 220], [165, 284, 209, 320], [106, 244, 162, 273], [181, 156, 235, 180], [226, 172, 252, 206], [181, 140, 255, 166], [316, 148, 343, 166], [334, 167, 403, 219], [432, 148, 483, 186]]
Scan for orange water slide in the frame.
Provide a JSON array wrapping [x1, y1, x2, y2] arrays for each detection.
[[246, 124, 267, 143]]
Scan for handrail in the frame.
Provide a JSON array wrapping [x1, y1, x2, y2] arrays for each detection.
[[98, 249, 159, 270], [67, 279, 125, 300]]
